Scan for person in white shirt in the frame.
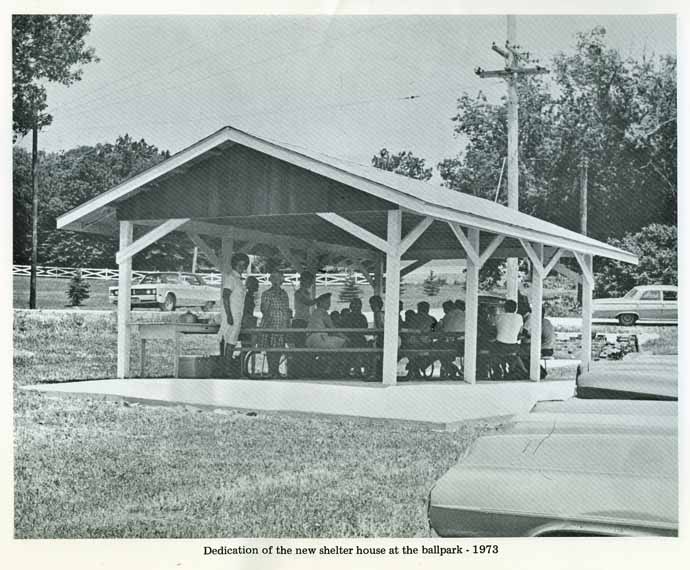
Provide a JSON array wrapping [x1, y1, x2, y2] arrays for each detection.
[[218, 253, 249, 375], [306, 293, 347, 349], [494, 299, 528, 377]]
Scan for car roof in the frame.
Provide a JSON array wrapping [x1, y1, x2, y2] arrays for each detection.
[[634, 284, 677, 290]]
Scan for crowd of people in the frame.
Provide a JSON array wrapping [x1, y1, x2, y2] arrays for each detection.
[[218, 253, 554, 380]]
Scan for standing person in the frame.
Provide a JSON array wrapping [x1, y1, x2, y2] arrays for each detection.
[[291, 270, 316, 355], [369, 295, 384, 329], [242, 276, 259, 325], [494, 299, 528, 377], [260, 270, 291, 378], [293, 271, 316, 328], [218, 253, 249, 374], [239, 275, 259, 346]]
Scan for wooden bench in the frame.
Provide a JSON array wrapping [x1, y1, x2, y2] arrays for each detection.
[[237, 328, 464, 380], [135, 322, 464, 380]]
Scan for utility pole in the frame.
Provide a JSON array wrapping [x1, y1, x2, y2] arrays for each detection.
[[577, 157, 589, 305], [579, 157, 588, 234], [475, 15, 548, 301], [29, 115, 39, 309]]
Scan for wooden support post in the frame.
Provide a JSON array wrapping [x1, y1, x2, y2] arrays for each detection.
[[529, 243, 544, 381], [382, 210, 402, 386], [117, 221, 133, 378], [578, 254, 594, 374], [464, 228, 480, 384]]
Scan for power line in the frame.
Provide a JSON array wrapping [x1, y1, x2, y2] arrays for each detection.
[[51, 19, 305, 115], [52, 19, 398, 121], [48, 88, 447, 134]]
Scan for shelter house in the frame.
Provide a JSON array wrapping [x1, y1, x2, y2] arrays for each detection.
[[57, 125, 637, 390]]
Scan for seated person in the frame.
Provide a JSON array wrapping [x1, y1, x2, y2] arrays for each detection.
[[415, 301, 437, 333], [307, 294, 348, 349], [438, 300, 465, 333], [330, 310, 342, 328], [436, 300, 465, 378], [521, 305, 555, 357], [494, 299, 528, 376], [340, 298, 368, 347]]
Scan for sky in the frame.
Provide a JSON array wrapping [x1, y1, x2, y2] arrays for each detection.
[[17, 13, 676, 175]]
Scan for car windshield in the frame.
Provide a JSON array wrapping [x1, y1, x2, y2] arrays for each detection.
[[623, 287, 640, 299]]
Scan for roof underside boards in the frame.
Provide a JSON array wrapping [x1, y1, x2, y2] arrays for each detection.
[[57, 125, 637, 264]]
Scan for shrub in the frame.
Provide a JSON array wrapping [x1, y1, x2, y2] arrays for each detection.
[[338, 271, 362, 304], [66, 269, 91, 307], [422, 270, 442, 297]]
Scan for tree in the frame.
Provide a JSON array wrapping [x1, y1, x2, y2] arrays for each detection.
[[372, 149, 433, 180], [594, 224, 677, 298], [422, 270, 442, 297], [12, 15, 98, 139], [338, 271, 362, 304], [13, 135, 177, 269], [439, 27, 676, 240]]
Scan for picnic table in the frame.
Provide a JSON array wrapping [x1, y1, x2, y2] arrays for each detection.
[[135, 321, 465, 379]]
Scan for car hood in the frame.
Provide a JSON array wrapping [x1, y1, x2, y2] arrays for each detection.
[[577, 355, 677, 400], [430, 400, 677, 535]]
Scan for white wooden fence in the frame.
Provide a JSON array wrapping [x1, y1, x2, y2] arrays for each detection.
[[12, 265, 371, 286]]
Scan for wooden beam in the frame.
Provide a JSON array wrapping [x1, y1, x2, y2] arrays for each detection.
[[519, 239, 545, 276], [448, 223, 479, 265], [400, 216, 433, 254], [529, 243, 544, 382], [543, 248, 565, 277], [400, 259, 430, 278], [464, 228, 480, 384], [116, 218, 189, 265], [382, 210, 402, 386], [186, 232, 220, 270], [553, 262, 582, 284], [186, 220, 377, 261], [478, 235, 505, 268], [278, 245, 305, 273], [573, 251, 594, 286], [117, 221, 133, 379], [317, 212, 390, 254]]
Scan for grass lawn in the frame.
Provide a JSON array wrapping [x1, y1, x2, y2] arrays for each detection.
[[14, 309, 676, 538], [14, 311, 497, 538]]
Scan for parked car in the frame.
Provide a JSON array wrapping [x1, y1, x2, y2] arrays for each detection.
[[592, 284, 677, 326], [427, 354, 678, 537], [109, 272, 219, 311]]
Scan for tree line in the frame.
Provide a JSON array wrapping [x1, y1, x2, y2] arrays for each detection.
[[13, 23, 676, 295]]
